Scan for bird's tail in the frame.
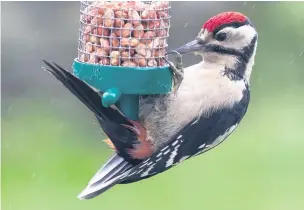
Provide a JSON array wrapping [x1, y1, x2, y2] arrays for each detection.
[[41, 60, 139, 161], [78, 154, 133, 199], [42, 60, 121, 123], [41, 60, 145, 198]]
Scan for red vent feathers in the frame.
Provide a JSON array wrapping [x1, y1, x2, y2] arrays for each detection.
[[202, 12, 247, 32]]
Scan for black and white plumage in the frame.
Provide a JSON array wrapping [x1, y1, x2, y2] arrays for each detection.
[[42, 11, 258, 200]]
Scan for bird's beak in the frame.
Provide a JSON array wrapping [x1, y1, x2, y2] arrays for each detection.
[[166, 39, 205, 55]]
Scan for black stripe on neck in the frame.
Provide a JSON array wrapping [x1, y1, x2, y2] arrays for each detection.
[[205, 34, 258, 81], [227, 35, 257, 81]]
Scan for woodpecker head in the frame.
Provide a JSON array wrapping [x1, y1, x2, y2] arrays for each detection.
[[169, 11, 258, 82]]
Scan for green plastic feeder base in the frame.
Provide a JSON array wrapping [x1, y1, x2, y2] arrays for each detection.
[[72, 59, 172, 120]]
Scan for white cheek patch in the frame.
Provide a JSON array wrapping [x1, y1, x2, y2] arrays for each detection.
[[227, 25, 256, 50], [213, 25, 256, 51]]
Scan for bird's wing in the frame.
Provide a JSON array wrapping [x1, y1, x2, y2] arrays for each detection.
[[41, 60, 141, 163], [78, 93, 249, 199], [119, 96, 249, 183]]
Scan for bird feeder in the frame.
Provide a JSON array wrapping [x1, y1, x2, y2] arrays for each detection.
[[73, 1, 172, 120]]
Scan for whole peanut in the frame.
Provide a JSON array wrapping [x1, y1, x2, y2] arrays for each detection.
[[114, 19, 125, 28], [99, 57, 110, 65], [110, 33, 120, 48], [129, 38, 139, 47], [133, 54, 146, 67], [128, 10, 141, 26], [80, 54, 89, 62], [110, 57, 120, 66], [96, 47, 108, 57], [110, 51, 120, 58], [84, 25, 92, 34], [136, 43, 148, 56], [121, 51, 131, 62], [90, 35, 99, 44], [148, 59, 157, 67], [94, 27, 110, 36], [133, 24, 144, 38], [103, 8, 114, 27], [122, 61, 137, 67], [114, 10, 128, 19], [141, 31, 155, 44], [83, 34, 90, 42], [91, 16, 102, 25], [121, 23, 133, 38], [153, 48, 166, 57], [121, 38, 130, 47], [85, 42, 93, 53], [88, 54, 98, 64], [99, 38, 110, 52]]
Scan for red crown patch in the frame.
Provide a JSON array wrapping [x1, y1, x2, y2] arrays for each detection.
[[202, 12, 247, 32]]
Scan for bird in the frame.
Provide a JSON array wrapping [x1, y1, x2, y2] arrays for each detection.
[[42, 11, 258, 200]]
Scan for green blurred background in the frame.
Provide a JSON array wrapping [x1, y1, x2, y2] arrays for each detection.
[[2, 1, 304, 210]]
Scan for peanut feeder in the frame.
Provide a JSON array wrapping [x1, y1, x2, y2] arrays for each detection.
[[73, 1, 172, 120]]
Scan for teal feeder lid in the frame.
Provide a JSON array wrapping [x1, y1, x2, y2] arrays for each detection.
[[72, 59, 173, 120]]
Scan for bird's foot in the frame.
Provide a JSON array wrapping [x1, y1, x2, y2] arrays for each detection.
[[165, 51, 184, 94]]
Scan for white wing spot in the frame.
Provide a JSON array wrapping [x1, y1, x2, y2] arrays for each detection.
[[165, 145, 180, 167], [142, 158, 150, 164], [161, 145, 169, 152], [120, 172, 129, 179], [156, 152, 162, 158], [194, 150, 203, 156], [207, 124, 238, 150], [128, 171, 137, 177], [195, 124, 239, 156], [164, 149, 170, 155], [139, 162, 148, 169], [136, 169, 143, 174], [179, 155, 189, 163], [172, 140, 179, 146], [198, 143, 206, 149], [141, 163, 156, 177]]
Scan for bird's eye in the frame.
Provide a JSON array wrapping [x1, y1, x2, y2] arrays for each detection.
[[215, 32, 227, 41]]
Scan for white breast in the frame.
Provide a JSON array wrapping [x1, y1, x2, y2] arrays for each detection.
[[139, 61, 246, 150]]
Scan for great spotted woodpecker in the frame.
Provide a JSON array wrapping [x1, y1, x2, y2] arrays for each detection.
[[42, 11, 258, 199]]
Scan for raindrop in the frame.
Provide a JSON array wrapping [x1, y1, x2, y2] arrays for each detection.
[[184, 23, 188, 28], [300, 52, 303, 57], [244, 2, 247, 6], [252, 4, 256, 8], [289, 60, 294, 65], [7, 105, 12, 113]]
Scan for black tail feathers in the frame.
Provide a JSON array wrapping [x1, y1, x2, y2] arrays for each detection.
[[41, 60, 140, 162]]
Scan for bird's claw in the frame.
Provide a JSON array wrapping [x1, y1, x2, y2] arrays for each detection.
[[164, 51, 184, 94]]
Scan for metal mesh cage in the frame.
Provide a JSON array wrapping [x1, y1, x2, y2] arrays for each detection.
[[77, 1, 171, 67]]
